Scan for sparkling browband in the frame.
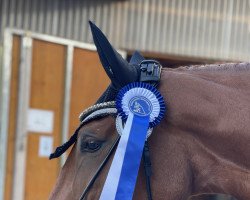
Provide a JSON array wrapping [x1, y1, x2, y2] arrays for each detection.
[[50, 101, 117, 159], [50, 100, 155, 160], [79, 101, 116, 122], [79, 101, 154, 138]]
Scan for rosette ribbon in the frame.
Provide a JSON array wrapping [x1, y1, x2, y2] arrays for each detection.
[[99, 82, 165, 200]]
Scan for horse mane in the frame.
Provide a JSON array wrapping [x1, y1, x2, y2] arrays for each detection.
[[169, 62, 250, 72]]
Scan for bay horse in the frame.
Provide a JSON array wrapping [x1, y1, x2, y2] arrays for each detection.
[[49, 22, 250, 200]]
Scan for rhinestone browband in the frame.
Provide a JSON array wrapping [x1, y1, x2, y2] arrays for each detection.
[[50, 101, 117, 159], [79, 101, 116, 122]]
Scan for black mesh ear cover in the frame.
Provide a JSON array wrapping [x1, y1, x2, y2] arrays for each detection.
[[96, 50, 144, 103], [89, 21, 139, 89], [91, 26, 145, 103], [89, 21, 142, 104]]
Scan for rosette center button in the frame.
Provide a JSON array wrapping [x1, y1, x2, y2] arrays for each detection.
[[128, 96, 152, 117]]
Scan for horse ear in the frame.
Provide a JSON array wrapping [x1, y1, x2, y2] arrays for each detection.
[[129, 51, 145, 65], [89, 21, 139, 89]]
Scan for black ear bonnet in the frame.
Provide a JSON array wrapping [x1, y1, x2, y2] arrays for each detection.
[[89, 21, 145, 103]]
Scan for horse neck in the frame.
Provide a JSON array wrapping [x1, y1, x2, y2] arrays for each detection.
[[158, 66, 250, 168]]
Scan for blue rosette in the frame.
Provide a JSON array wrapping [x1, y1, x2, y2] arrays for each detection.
[[100, 82, 166, 200], [116, 82, 166, 128]]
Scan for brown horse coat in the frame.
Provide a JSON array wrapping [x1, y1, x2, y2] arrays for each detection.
[[50, 62, 250, 200]]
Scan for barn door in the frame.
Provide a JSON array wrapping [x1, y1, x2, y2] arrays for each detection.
[[0, 30, 125, 200]]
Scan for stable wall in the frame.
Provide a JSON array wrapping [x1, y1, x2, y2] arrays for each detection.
[[0, 30, 125, 200], [0, 0, 249, 62]]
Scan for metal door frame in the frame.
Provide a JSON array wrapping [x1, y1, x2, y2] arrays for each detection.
[[0, 28, 126, 200]]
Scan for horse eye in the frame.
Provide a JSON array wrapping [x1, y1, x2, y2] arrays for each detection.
[[81, 140, 102, 153]]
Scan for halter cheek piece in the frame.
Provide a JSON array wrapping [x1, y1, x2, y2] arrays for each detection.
[[50, 60, 162, 200]]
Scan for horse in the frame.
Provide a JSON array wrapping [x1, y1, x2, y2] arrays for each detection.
[[49, 22, 250, 200]]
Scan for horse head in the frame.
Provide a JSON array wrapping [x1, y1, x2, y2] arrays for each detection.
[[49, 22, 250, 200], [49, 22, 159, 200]]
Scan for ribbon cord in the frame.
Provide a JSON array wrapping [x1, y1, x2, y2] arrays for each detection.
[[99, 114, 149, 200]]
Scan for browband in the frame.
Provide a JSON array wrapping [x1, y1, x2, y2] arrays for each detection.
[[49, 101, 117, 159], [79, 101, 116, 122]]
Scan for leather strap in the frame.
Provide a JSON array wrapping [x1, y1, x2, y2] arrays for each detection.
[[140, 59, 162, 200], [143, 141, 153, 200]]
